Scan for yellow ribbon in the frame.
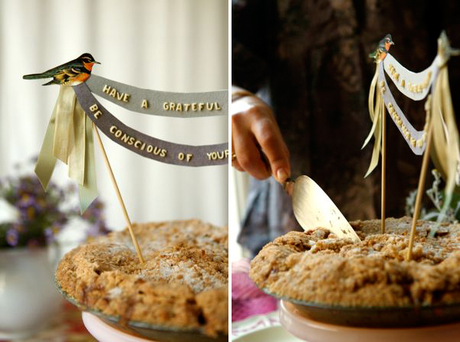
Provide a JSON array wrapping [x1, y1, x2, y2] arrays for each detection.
[[35, 86, 97, 213], [363, 67, 385, 178], [430, 61, 459, 216]]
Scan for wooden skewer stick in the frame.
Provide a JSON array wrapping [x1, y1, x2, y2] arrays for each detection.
[[406, 120, 434, 261], [381, 101, 387, 234], [92, 122, 145, 264]]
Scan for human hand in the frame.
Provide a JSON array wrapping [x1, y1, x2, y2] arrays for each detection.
[[231, 88, 291, 183]]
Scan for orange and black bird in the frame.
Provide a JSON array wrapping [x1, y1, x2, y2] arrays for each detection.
[[23, 53, 100, 86], [369, 34, 394, 62]]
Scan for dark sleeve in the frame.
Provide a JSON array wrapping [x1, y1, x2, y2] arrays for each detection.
[[232, 0, 277, 92]]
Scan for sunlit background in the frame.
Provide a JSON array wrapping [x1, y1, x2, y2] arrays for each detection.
[[0, 0, 229, 231]]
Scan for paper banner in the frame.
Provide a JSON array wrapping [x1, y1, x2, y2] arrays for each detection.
[[73, 83, 228, 167], [86, 75, 227, 118], [383, 53, 439, 101], [378, 61, 435, 155]]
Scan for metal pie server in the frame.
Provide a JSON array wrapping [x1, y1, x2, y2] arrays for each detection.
[[256, 150, 360, 241], [284, 175, 361, 241]]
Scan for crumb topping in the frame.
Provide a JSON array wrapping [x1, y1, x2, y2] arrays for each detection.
[[250, 217, 460, 307], [56, 219, 228, 337]]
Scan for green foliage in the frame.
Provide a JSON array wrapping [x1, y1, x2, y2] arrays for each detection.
[[405, 169, 460, 223]]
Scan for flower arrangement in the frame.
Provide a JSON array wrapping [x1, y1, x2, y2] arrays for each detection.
[[0, 173, 109, 248]]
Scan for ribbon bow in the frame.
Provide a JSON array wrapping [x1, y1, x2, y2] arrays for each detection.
[[35, 86, 97, 213]]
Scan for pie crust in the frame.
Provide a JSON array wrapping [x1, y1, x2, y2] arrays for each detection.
[[250, 217, 460, 307], [56, 219, 228, 337]]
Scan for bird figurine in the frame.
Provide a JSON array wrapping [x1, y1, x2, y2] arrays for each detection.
[[369, 34, 394, 62], [23, 53, 100, 86]]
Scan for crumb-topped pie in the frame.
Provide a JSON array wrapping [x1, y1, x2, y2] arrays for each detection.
[[56, 219, 228, 337], [250, 217, 460, 307]]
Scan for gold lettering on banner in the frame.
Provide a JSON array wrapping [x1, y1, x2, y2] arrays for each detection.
[[102, 84, 131, 103], [141, 100, 149, 109], [386, 100, 428, 147], [128, 137, 135, 146], [388, 65, 432, 94], [178, 153, 193, 162], [121, 134, 130, 143], [206, 149, 229, 161], [108, 126, 167, 158], [162, 102, 222, 112], [89, 104, 103, 119]]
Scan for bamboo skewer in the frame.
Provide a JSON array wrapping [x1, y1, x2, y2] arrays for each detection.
[[406, 120, 434, 261], [381, 101, 387, 234], [92, 122, 145, 264]]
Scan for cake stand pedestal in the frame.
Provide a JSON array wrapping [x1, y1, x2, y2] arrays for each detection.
[[82, 312, 156, 342], [279, 300, 460, 342]]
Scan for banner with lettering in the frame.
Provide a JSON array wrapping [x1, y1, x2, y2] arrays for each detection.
[[32, 71, 228, 212], [74, 83, 228, 166], [363, 31, 460, 223], [86, 75, 227, 118]]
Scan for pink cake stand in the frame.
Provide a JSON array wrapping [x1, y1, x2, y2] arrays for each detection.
[[279, 300, 460, 342], [82, 312, 157, 342]]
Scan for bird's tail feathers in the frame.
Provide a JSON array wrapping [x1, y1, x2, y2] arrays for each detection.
[[23, 73, 50, 80]]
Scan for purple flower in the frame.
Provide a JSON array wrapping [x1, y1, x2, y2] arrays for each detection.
[[1, 166, 110, 248], [6, 228, 19, 247], [17, 194, 36, 208]]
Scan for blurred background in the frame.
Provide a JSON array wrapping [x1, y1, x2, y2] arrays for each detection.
[[0, 0, 228, 230]]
